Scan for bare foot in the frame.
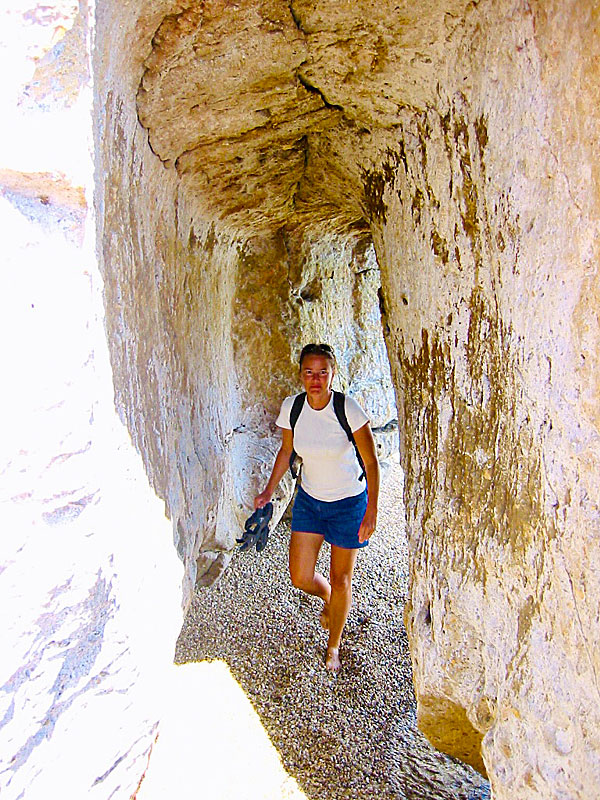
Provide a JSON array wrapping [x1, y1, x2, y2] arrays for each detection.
[[325, 647, 341, 672], [319, 602, 329, 631]]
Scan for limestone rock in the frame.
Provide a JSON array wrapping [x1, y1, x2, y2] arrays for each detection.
[[366, 4, 600, 798], [1, 3, 183, 798], [78, 0, 600, 798]]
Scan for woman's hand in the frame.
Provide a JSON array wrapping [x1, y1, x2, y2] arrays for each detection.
[[358, 504, 377, 542], [353, 422, 380, 543], [253, 428, 293, 510], [254, 490, 273, 510]]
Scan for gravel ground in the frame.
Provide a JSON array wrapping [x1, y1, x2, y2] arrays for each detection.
[[177, 462, 490, 800]]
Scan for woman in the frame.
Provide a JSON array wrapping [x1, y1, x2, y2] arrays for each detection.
[[254, 343, 380, 672]]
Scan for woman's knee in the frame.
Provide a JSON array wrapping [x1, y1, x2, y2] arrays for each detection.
[[289, 531, 323, 592], [330, 570, 352, 594], [289, 565, 313, 592]]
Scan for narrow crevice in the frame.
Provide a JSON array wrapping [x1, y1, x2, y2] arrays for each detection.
[[296, 70, 344, 113], [372, 419, 399, 434], [289, 2, 345, 113], [288, 0, 307, 35], [136, 103, 172, 167], [355, 266, 380, 275]]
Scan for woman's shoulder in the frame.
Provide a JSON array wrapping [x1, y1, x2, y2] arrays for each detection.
[[339, 392, 364, 412], [342, 393, 370, 430], [275, 393, 304, 427], [281, 391, 305, 409]]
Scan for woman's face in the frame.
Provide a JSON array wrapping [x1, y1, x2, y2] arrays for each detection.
[[300, 354, 335, 402]]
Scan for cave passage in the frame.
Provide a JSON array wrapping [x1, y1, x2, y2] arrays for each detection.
[[174, 463, 490, 800], [95, 1, 600, 799], [96, 0, 504, 791]]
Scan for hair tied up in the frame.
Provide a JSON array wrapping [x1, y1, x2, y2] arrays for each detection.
[[299, 343, 336, 367]]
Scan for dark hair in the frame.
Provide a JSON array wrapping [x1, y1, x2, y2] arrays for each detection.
[[299, 343, 336, 368]]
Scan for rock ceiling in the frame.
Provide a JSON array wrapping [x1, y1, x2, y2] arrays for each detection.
[[136, 0, 472, 233]]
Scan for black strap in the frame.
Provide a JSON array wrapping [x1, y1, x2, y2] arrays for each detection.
[[288, 392, 306, 478], [333, 391, 366, 481], [288, 391, 365, 481]]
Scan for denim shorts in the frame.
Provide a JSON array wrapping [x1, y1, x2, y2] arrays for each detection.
[[291, 485, 369, 549]]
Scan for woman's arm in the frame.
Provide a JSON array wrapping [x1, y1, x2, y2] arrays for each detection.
[[254, 427, 294, 509], [353, 422, 380, 542]]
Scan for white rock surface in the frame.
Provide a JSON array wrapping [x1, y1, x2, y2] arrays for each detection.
[[1, 3, 183, 798], [97, 2, 600, 796], [3, 1, 599, 798]]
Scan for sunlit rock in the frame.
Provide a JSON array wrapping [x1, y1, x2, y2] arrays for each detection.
[[4, 0, 598, 797], [96, 1, 600, 797], [1, 2, 182, 797]]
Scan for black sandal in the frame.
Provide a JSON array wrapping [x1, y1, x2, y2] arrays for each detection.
[[237, 502, 274, 552]]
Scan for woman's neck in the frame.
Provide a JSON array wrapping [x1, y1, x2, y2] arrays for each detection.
[[306, 390, 332, 411]]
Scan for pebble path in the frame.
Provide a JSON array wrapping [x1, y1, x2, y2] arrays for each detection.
[[177, 463, 491, 800]]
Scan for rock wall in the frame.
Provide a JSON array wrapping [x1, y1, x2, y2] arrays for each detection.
[[5, 0, 592, 798], [365, 2, 600, 796], [95, 0, 398, 595], [0, 2, 183, 798]]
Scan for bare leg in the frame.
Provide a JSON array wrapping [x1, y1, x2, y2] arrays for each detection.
[[289, 531, 330, 610], [325, 545, 359, 672], [319, 604, 329, 631]]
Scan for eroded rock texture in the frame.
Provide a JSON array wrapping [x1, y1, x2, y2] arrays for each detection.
[[1, 2, 183, 798], [370, 7, 600, 796], [96, 0, 397, 594], [94, 0, 600, 798]]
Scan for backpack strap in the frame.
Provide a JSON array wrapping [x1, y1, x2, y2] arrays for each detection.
[[288, 392, 306, 478], [333, 391, 366, 481]]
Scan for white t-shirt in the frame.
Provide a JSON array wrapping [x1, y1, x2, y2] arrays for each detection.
[[276, 392, 369, 502]]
